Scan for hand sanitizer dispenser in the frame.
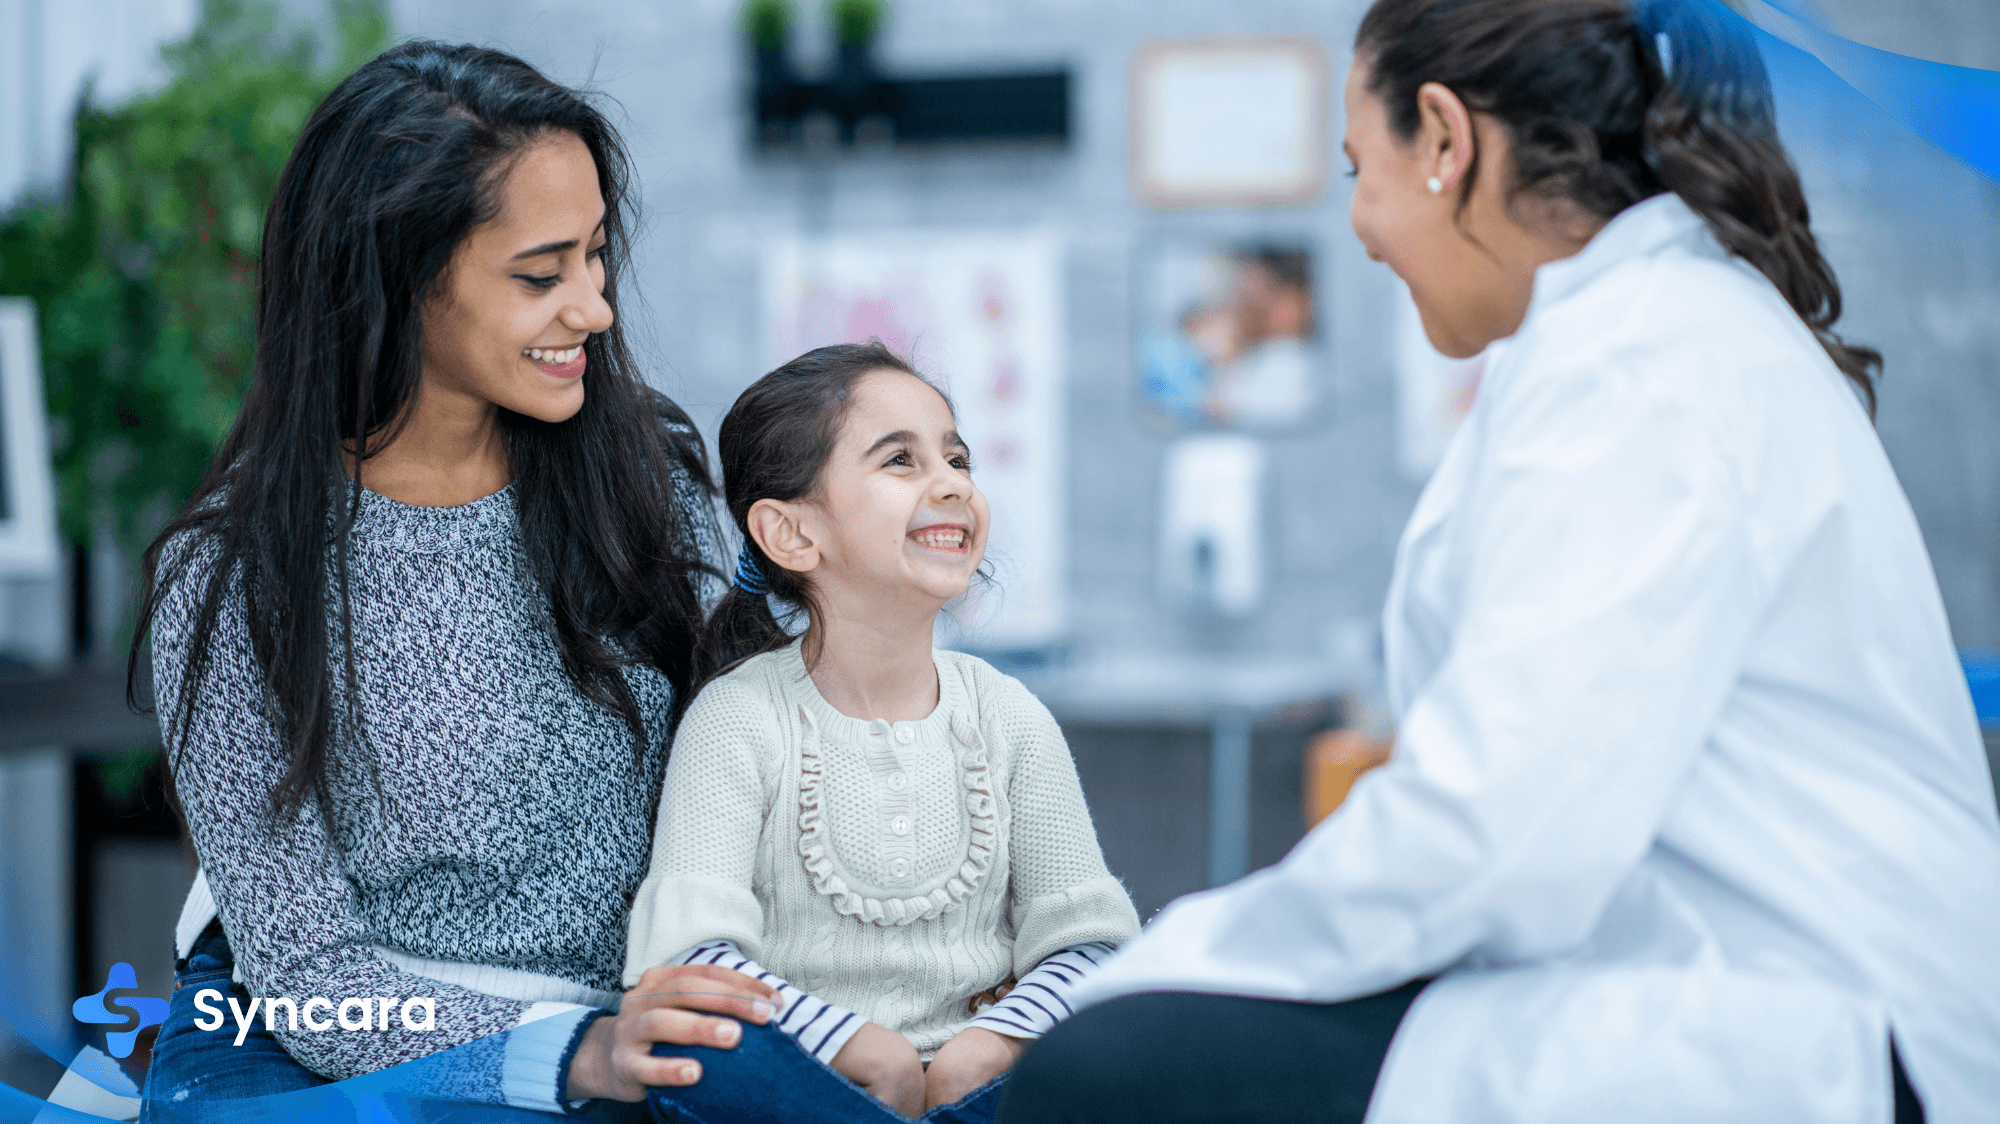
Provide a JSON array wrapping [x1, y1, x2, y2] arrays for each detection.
[[1160, 434, 1264, 617]]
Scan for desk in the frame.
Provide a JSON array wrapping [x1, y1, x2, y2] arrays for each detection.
[[1013, 651, 1354, 887]]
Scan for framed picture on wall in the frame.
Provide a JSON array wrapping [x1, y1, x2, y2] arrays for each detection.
[[1130, 37, 1329, 208], [0, 299, 59, 578], [1135, 238, 1323, 432]]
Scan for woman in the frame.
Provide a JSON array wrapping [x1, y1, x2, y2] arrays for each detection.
[[998, 1, 2000, 1122], [137, 42, 775, 1120]]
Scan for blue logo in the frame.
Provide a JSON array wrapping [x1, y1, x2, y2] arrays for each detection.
[[73, 962, 169, 1059]]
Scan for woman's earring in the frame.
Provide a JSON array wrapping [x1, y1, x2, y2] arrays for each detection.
[[1427, 176, 1443, 195]]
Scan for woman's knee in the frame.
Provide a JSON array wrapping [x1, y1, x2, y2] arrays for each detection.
[[996, 995, 1194, 1123]]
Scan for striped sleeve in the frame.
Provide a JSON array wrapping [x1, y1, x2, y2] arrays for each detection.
[[968, 941, 1117, 1040], [671, 941, 865, 1065]]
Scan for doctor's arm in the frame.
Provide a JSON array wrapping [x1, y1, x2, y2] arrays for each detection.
[[1082, 347, 1774, 1004]]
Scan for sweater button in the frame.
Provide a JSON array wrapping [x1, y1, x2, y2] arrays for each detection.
[[894, 727, 914, 745], [890, 815, 912, 835], [889, 857, 912, 879], [887, 771, 909, 792]]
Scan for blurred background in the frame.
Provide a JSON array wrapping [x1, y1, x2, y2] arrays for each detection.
[[1, 0, 1997, 1104]]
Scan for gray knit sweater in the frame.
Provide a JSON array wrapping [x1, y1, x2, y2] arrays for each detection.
[[154, 475, 716, 1110]]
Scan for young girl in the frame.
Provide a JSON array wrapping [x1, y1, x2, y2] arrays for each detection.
[[624, 342, 1139, 1122]]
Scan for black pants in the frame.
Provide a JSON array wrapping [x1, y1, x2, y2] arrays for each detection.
[[993, 982, 1425, 1124], [992, 984, 1928, 1124]]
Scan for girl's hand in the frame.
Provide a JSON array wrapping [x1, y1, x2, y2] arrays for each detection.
[[831, 1022, 926, 1118], [565, 964, 779, 1102], [924, 1026, 1028, 1111]]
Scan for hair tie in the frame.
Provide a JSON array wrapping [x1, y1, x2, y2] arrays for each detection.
[[1656, 31, 1673, 76], [733, 542, 771, 596]]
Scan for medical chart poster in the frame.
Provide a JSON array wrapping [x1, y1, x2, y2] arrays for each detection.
[[761, 231, 1068, 650]]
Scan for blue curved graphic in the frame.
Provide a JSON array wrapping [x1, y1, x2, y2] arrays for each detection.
[[70, 963, 169, 1060], [1745, 0, 2000, 184]]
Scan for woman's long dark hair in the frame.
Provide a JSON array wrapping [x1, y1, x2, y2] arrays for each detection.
[[693, 341, 931, 694], [129, 41, 715, 821], [1356, 0, 1882, 414]]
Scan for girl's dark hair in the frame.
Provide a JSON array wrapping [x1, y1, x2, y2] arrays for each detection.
[[1356, 0, 1881, 414], [129, 41, 716, 821], [694, 340, 934, 693]]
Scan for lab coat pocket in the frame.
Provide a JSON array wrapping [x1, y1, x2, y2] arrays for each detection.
[[1368, 963, 1889, 1124]]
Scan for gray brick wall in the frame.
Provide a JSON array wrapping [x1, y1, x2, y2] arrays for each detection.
[[385, 0, 2000, 658]]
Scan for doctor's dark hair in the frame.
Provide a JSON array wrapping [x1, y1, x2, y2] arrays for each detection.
[[129, 41, 716, 823], [695, 341, 957, 694], [1355, 0, 1882, 414]]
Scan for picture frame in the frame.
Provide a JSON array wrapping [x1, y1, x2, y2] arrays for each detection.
[[1134, 236, 1324, 433], [0, 299, 61, 577], [1130, 36, 1330, 209]]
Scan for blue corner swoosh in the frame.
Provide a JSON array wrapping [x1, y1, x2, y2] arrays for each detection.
[[1738, 0, 2000, 184]]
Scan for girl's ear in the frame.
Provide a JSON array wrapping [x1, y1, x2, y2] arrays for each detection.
[[748, 498, 822, 575]]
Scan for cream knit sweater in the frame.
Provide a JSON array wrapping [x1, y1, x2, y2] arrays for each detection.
[[623, 640, 1139, 1057]]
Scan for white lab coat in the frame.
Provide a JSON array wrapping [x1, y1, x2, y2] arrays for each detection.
[[1070, 195, 2000, 1124]]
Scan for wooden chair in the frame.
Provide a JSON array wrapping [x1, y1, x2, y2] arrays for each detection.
[[1302, 728, 1393, 830]]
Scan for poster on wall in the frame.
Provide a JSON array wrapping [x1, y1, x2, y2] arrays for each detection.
[[0, 299, 59, 578], [1131, 37, 1329, 208], [1393, 280, 1485, 481], [1136, 240, 1321, 432], [762, 231, 1067, 650]]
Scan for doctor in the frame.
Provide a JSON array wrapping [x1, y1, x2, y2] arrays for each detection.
[[997, 1, 2000, 1122]]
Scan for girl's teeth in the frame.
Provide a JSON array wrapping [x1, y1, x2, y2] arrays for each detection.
[[524, 347, 579, 364]]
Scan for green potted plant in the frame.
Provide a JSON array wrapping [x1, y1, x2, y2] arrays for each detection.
[[743, 0, 796, 139], [0, 0, 388, 651], [828, 0, 888, 140], [829, 0, 884, 48]]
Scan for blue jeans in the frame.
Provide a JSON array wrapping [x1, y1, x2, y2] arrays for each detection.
[[645, 1020, 1004, 1124], [139, 951, 1000, 1124], [139, 951, 334, 1121]]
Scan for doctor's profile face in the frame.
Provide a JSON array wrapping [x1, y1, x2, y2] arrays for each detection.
[[1343, 61, 1534, 360], [419, 130, 614, 425], [1344, 61, 1482, 359]]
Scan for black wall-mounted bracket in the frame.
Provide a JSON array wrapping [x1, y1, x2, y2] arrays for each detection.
[[751, 45, 1070, 149]]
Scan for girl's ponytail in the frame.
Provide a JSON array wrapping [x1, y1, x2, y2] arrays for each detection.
[[694, 566, 798, 693], [1634, 0, 1882, 414], [689, 341, 931, 698]]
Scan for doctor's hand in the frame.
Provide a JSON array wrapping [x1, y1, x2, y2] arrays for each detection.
[[924, 1026, 1027, 1112], [832, 1022, 926, 1118], [565, 963, 778, 1102]]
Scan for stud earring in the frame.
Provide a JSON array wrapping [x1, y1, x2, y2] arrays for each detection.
[[1427, 176, 1443, 195]]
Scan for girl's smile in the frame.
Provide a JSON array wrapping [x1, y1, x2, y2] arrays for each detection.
[[909, 522, 972, 553]]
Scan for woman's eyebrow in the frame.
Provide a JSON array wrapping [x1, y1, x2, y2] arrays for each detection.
[[862, 430, 917, 458], [511, 221, 606, 262], [511, 239, 577, 261]]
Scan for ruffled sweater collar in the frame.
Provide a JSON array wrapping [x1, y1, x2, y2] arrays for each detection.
[[772, 640, 999, 928]]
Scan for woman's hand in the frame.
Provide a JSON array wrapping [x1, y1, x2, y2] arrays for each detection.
[[565, 964, 779, 1102], [924, 1026, 1027, 1111], [830, 1022, 926, 1118]]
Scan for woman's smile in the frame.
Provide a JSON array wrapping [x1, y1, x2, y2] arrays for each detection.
[[524, 344, 587, 379]]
